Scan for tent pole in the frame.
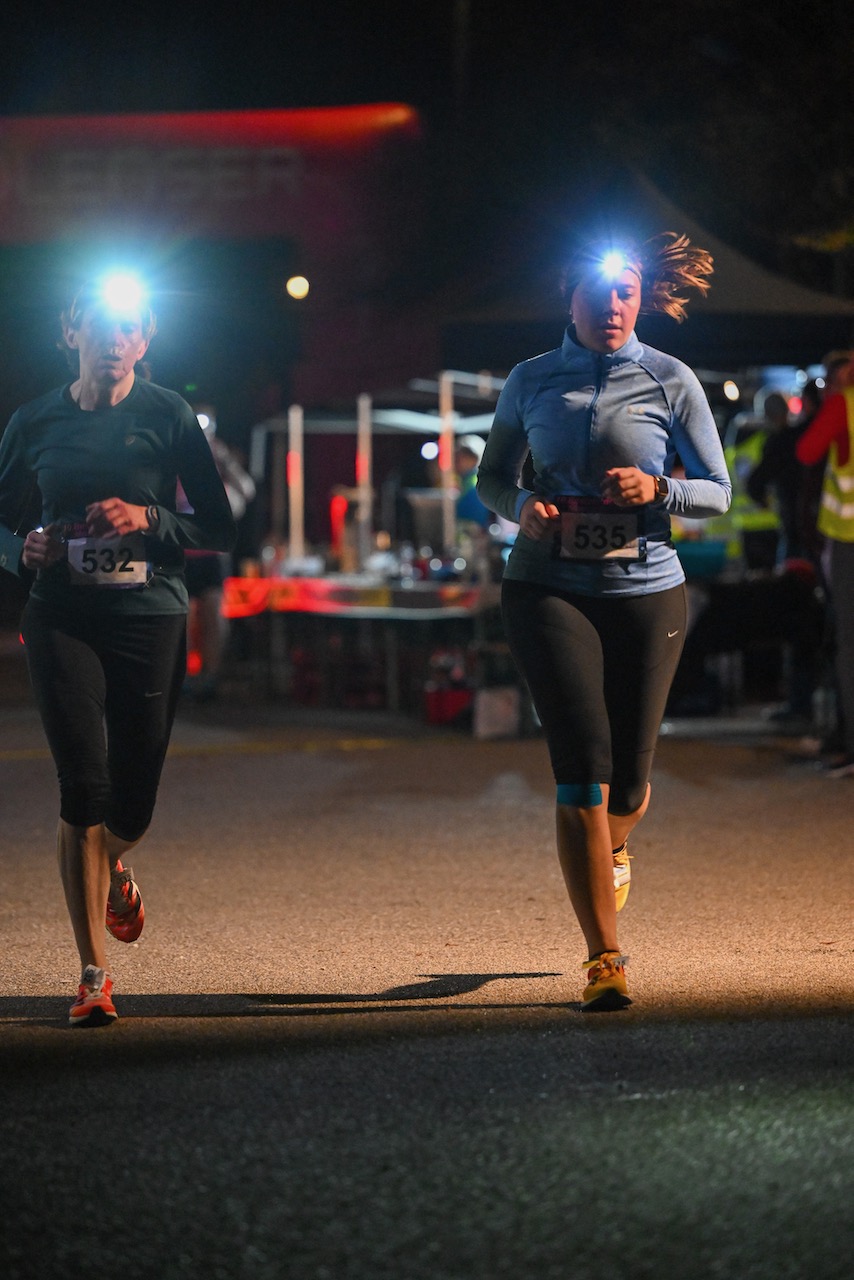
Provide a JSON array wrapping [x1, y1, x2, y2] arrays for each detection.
[[287, 403, 305, 561], [356, 392, 373, 570], [439, 370, 456, 554]]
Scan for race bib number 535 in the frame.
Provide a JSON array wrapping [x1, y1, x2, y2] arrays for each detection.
[[67, 535, 149, 587], [553, 498, 646, 562]]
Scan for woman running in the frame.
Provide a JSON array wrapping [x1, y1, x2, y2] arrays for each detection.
[[0, 274, 236, 1026], [477, 232, 731, 1010]]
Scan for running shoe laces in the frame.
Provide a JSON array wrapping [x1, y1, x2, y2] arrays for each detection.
[[105, 860, 145, 943], [581, 951, 631, 1011]]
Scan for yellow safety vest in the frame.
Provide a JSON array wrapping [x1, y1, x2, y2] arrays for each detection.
[[818, 389, 854, 543], [724, 431, 780, 534]]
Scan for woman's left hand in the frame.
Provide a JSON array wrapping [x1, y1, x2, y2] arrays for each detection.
[[85, 498, 150, 537], [601, 468, 656, 507]]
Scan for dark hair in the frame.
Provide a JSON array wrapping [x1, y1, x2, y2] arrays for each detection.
[[59, 280, 157, 375], [562, 231, 714, 323]]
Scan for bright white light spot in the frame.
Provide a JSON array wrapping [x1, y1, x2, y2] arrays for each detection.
[[421, 441, 439, 460], [429, 558, 443, 572], [723, 380, 740, 402], [286, 276, 310, 300], [600, 251, 627, 279], [453, 557, 466, 571], [196, 413, 211, 431], [102, 274, 144, 313]]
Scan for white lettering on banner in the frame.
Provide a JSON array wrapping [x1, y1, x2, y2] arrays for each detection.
[[0, 146, 303, 212]]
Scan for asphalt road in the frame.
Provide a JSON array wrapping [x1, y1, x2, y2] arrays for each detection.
[[1, 661, 852, 1279]]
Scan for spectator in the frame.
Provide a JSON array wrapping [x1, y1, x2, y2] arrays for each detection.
[[796, 351, 854, 775]]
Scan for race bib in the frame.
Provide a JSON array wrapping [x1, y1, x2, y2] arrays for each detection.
[[553, 497, 646, 562], [66, 535, 150, 587]]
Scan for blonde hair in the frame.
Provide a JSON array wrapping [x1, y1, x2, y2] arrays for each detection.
[[563, 231, 714, 324], [639, 232, 714, 322]]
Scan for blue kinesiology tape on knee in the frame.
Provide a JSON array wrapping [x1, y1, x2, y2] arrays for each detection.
[[556, 782, 603, 806]]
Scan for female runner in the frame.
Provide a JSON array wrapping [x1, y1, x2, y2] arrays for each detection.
[[477, 233, 731, 1010], [0, 274, 236, 1026]]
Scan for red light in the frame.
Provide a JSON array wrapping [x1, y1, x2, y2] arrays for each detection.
[[329, 494, 349, 553], [0, 104, 421, 151], [286, 450, 302, 486]]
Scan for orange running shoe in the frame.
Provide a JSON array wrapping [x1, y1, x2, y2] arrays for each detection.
[[581, 951, 631, 1011], [106, 860, 145, 943], [69, 965, 117, 1028]]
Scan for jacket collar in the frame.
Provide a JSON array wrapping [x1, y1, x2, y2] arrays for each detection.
[[560, 326, 643, 370]]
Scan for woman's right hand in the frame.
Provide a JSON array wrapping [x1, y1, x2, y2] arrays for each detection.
[[22, 524, 66, 571], [519, 496, 560, 540]]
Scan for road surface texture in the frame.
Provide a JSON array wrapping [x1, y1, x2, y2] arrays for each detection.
[[0, 642, 851, 1279]]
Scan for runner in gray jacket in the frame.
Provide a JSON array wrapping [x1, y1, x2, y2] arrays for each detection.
[[477, 232, 731, 1010]]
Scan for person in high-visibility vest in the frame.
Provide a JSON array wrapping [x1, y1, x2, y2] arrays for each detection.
[[725, 414, 781, 569], [796, 353, 854, 776]]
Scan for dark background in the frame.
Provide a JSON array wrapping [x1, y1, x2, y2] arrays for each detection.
[[2, 0, 853, 299], [2, 2, 853, 563]]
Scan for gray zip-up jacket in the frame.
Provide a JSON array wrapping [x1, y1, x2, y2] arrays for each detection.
[[477, 328, 731, 596]]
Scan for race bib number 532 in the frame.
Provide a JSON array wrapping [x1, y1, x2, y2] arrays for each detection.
[[553, 498, 646, 562], [67, 535, 149, 587]]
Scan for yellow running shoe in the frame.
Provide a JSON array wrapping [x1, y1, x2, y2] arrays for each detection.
[[582, 951, 631, 1011], [613, 841, 632, 912]]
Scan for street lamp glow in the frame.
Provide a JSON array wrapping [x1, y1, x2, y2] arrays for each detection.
[[285, 275, 310, 300], [723, 380, 740, 402]]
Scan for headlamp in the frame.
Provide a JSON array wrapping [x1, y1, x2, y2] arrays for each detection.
[[599, 250, 630, 281], [100, 273, 146, 315]]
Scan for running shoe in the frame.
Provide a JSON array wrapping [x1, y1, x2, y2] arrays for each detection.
[[69, 965, 117, 1028], [581, 951, 631, 1012], [106, 860, 145, 943], [613, 841, 632, 912]]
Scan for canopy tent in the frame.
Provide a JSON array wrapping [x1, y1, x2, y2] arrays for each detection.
[[249, 373, 503, 562], [441, 170, 854, 373], [253, 408, 496, 439]]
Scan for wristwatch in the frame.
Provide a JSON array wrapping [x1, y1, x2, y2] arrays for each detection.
[[653, 475, 669, 500], [145, 505, 161, 532]]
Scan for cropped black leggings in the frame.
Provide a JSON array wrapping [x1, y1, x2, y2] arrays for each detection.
[[22, 600, 186, 841], [501, 580, 686, 814]]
